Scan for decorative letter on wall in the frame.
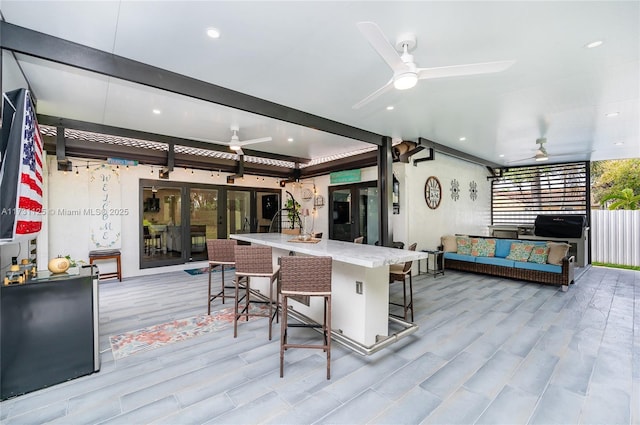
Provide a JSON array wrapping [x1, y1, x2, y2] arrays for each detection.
[[89, 165, 122, 249]]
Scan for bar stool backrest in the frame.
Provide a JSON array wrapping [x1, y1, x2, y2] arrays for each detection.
[[234, 245, 274, 275], [280, 256, 332, 294], [401, 243, 418, 274], [206, 239, 236, 263]]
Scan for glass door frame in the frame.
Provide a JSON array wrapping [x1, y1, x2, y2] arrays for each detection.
[[140, 179, 280, 269], [328, 181, 378, 243]]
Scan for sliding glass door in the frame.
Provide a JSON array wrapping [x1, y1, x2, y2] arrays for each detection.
[[189, 188, 219, 261], [227, 189, 251, 235], [329, 181, 378, 244], [141, 184, 182, 265], [140, 180, 279, 268], [330, 188, 352, 242]]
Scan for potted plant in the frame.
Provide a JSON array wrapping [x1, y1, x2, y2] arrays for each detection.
[[284, 198, 301, 229], [64, 255, 86, 274]]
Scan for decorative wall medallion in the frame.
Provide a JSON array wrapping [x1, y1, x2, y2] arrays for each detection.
[[450, 179, 460, 201], [469, 180, 478, 201], [424, 176, 442, 209], [302, 188, 314, 201]]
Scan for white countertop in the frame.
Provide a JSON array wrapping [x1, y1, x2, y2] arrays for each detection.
[[230, 233, 427, 268]]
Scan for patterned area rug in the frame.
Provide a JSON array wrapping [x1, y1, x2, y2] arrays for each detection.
[[184, 267, 209, 275], [109, 305, 264, 359], [184, 266, 235, 275]]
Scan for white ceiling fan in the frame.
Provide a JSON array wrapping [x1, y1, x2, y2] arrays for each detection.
[[508, 137, 593, 164], [507, 138, 552, 164], [353, 21, 516, 109], [213, 125, 272, 155]]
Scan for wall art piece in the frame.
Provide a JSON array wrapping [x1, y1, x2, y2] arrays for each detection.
[[469, 180, 478, 201], [89, 164, 122, 249], [424, 176, 442, 209], [450, 179, 460, 201]]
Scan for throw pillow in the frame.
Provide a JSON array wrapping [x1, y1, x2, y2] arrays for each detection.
[[456, 236, 472, 255], [441, 235, 457, 252], [528, 245, 550, 264], [506, 242, 535, 262], [471, 238, 496, 257], [495, 239, 512, 258], [547, 242, 571, 265]]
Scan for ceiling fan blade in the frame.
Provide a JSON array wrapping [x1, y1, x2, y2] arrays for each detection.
[[357, 21, 406, 71], [352, 78, 394, 109], [550, 149, 595, 158], [507, 156, 535, 164], [537, 117, 549, 137], [417, 60, 515, 80], [238, 136, 272, 146]]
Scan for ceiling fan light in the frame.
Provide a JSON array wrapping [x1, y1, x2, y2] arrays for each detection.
[[393, 72, 418, 90], [535, 155, 548, 162], [229, 144, 241, 151]]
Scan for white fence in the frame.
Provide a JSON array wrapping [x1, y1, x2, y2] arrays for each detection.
[[591, 210, 640, 266]]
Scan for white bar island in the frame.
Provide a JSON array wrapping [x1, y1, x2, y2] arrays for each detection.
[[230, 233, 427, 354]]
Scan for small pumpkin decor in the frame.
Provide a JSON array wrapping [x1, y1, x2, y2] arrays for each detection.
[[48, 256, 71, 274]]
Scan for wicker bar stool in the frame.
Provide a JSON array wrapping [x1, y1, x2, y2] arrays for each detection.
[[206, 239, 237, 314], [279, 255, 332, 379], [389, 242, 417, 322], [233, 245, 280, 340]]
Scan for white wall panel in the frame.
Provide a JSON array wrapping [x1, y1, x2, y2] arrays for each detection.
[[591, 210, 640, 267]]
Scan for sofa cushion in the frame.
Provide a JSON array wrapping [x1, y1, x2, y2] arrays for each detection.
[[471, 238, 496, 257], [506, 242, 535, 262], [495, 239, 513, 258], [547, 242, 570, 265], [444, 252, 477, 262], [528, 245, 550, 264], [475, 256, 515, 267], [456, 236, 472, 255], [514, 261, 562, 274], [441, 235, 457, 252]]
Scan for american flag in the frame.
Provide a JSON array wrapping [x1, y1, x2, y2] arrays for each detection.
[[0, 89, 43, 243], [15, 94, 44, 235]]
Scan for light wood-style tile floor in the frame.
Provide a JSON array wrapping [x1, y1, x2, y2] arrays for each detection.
[[1, 265, 638, 424]]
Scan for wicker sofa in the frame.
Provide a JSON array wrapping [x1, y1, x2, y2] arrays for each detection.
[[441, 236, 575, 291]]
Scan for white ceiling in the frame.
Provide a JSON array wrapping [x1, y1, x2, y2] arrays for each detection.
[[1, 1, 638, 166]]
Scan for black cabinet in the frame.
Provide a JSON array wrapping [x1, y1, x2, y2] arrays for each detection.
[[1, 267, 100, 400]]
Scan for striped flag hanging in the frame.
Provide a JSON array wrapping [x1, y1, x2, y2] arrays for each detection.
[[0, 88, 44, 244]]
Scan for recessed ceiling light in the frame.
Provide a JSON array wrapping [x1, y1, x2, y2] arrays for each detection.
[[287, 137, 294, 142], [152, 109, 161, 115], [605, 112, 619, 117], [585, 40, 603, 49], [459, 137, 466, 141], [386, 106, 394, 111], [614, 141, 624, 146], [499, 154, 505, 158], [206, 27, 220, 39]]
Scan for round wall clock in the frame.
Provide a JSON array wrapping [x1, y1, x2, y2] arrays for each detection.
[[424, 176, 442, 209]]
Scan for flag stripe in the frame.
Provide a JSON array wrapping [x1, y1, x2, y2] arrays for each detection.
[[20, 173, 43, 196], [18, 196, 43, 211], [16, 220, 42, 234]]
